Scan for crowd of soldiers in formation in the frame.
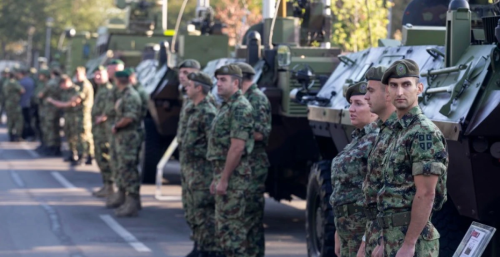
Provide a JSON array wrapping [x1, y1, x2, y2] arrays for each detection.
[[0, 58, 448, 257]]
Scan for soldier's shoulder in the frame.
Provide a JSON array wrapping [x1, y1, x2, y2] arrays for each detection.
[[407, 114, 444, 140]]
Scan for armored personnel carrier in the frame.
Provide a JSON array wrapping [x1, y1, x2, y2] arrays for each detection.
[[294, 0, 500, 256]]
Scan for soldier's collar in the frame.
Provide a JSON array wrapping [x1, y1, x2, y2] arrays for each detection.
[[397, 106, 422, 129], [225, 89, 242, 104], [378, 111, 398, 128], [193, 97, 209, 109], [351, 127, 366, 139], [364, 122, 379, 135]]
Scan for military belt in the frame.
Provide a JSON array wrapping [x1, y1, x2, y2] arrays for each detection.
[[333, 203, 364, 217], [364, 204, 378, 221], [376, 211, 411, 229]]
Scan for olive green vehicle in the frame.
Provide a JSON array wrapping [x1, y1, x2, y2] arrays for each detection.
[[292, 0, 500, 256]]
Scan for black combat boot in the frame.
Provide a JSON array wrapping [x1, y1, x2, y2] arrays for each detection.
[[85, 155, 93, 165], [52, 147, 62, 157]]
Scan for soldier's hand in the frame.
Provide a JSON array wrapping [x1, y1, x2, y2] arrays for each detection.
[[215, 179, 228, 195], [356, 241, 365, 257], [334, 231, 340, 257], [253, 132, 263, 141], [372, 244, 384, 257], [210, 180, 216, 195], [395, 242, 415, 257], [112, 126, 117, 134]]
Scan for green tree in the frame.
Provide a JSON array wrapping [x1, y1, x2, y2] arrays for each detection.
[[331, 0, 389, 52]]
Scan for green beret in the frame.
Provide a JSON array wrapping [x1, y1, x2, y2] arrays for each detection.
[[178, 59, 201, 70], [381, 59, 420, 85], [108, 59, 124, 66], [124, 67, 135, 75], [93, 65, 106, 73], [188, 71, 213, 88], [345, 81, 368, 102], [215, 64, 242, 78], [39, 69, 50, 77], [235, 62, 256, 75], [115, 70, 130, 78], [365, 66, 387, 82]]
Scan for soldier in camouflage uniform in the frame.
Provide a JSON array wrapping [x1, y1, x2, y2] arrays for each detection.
[[235, 62, 271, 257], [2, 69, 25, 141], [38, 68, 62, 156], [378, 59, 448, 257], [74, 66, 95, 165], [107, 70, 143, 217], [91, 66, 115, 197], [359, 66, 397, 257], [207, 64, 255, 257], [126, 68, 148, 167], [330, 81, 379, 257], [0, 68, 9, 124], [32, 69, 50, 149], [181, 71, 220, 257]]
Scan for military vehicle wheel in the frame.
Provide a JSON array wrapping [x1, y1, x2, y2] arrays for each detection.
[[306, 160, 336, 257], [432, 198, 469, 257], [140, 117, 168, 184]]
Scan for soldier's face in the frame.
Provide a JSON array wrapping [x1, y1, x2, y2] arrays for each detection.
[[60, 80, 72, 89], [129, 74, 137, 85], [387, 77, 423, 111], [185, 81, 199, 99], [94, 71, 109, 84], [75, 70, 86, 81], [179, 68, 197, 87], [38, 74, 47, 81], [216, 75, 238, 99], [349, 95, 376, 129], [365, 80, 389, 115], [107, 64, 124, 79]]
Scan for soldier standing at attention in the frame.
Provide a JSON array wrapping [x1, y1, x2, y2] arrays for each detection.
[[235, 62, 271, 257], [32, 69, 51, 150], [207, 64, 255, 257], [181, 71, 220, 257], [91, 66, 115, 198], [108, 70, 143, 217], [359, 66, 397, 257], [378, 59, 448, 257], [2, 69, 25, 142], [331, 82, 379, 257], [38, 68, 62, 156], [74, 66, 95, 165]]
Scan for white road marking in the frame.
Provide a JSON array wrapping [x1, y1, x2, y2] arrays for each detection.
[[21, 143, 40, 158], [9, 170, 25, 188], [100, 215, 152, 252], [50, 171, 78, 190]]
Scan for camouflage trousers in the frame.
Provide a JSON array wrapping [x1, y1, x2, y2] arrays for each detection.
[[248, 151, 269, 257], [112, 129, 141, 194], [383, 221, 440, 257], [5, 106, 23, 136], [92, 124, 112, 184], [365, 219, 382, 257], [41, 110, 61, 147], [64, 114, 93, 158], [185, 189, 219, 252], [334, 212, 367, 257]]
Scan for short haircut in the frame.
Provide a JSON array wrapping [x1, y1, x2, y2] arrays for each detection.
[[242, 73, 254, 82], [194, 82, 210, 95]]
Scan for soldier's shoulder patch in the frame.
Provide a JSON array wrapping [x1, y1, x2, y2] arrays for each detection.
[[418, 132, 433, 150]]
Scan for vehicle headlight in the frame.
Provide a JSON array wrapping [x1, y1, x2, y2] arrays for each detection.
[[277, 44, 291, 68]]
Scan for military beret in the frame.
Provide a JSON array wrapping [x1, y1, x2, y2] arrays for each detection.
[[381, 59, 420, 85], [188, 71, 213, 88], [178, 59, 201, 70], [93, 65, 106, 73], [39, 69, 50, 77], [124, 67, 136, 75], [115, 70, 130, 78], [365, 66, 387, 82], [345, 81, 368, 102], [215, 64, 242, 77], [235, 62, 256, 75], [108, 59, 124, 66]]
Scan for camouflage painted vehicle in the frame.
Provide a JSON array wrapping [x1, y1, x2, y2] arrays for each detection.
[[294, 0, 500, 256]]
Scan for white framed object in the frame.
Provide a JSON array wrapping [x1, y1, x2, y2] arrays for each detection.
[[453, 221, 496, 257]]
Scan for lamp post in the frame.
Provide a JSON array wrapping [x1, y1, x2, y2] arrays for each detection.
[[45, 17, 54, 60], [27, 26, 36, 66]]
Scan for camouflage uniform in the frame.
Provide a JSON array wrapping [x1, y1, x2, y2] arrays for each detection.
[[112, 85, 142, 195], [40, 77, 62, 151], [32, 74, 48, 143], [207, 88, 255, 257], [74, 79, 95, 159], [104, 85, 119, 179], [132, 82, 148, 166], [362, 112, 398, 256], [92, 82, 114, 184], [181, 95, 218, 252], [60, 86, 80, 159], [243, 83, 271, 257], [2, 78, 24, 137], [0, 74, 7, 123], [330, 122, 379, 257], [378, 106, 448, 257]]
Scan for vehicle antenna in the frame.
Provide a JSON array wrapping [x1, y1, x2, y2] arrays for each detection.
[[268, 0, 282, 49], [171, 0, 190, 53]]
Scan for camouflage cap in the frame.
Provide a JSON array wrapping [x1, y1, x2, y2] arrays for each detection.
[[381, 59, 420, 85], [124, 67, 136, 75], [215, 64, 242, 78], [188, 71, 213, 88], [365, 66, 387, 82], [235, 62, 256, 75], [93, 65, 106, 73], [108, 59, 124, 66], [39, 69, 50, 77], [178, 59, 201, 70], [345, 81, 368, 102], [115, 70, 130, 78]]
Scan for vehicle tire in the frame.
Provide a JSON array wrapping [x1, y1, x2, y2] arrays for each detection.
[[306, 160, 336, 257], [141, 117, 168, 184], [431, 198, 469, 257]]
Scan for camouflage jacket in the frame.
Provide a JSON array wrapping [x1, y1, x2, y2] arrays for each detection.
[[0, 78, 6, 99], [74, 79, 94, 114], [33, 80, 47, 106], [207, 90, 254, 161], [362, 112, 398, 206], [330, 122, 379, 208], [2, 79, 23, 109], [91, 82, 113, 125], [40, 77, 61, 113], [378, 106, 448, 213], [114, 85, 142, 132], [177, 92, 217, 145], [103, 83, 119, 124], [244, 84, 272, 154], [133, 82, 149, 120]]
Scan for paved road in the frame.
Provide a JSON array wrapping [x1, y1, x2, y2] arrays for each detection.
[[0, 125, 308, 257]]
